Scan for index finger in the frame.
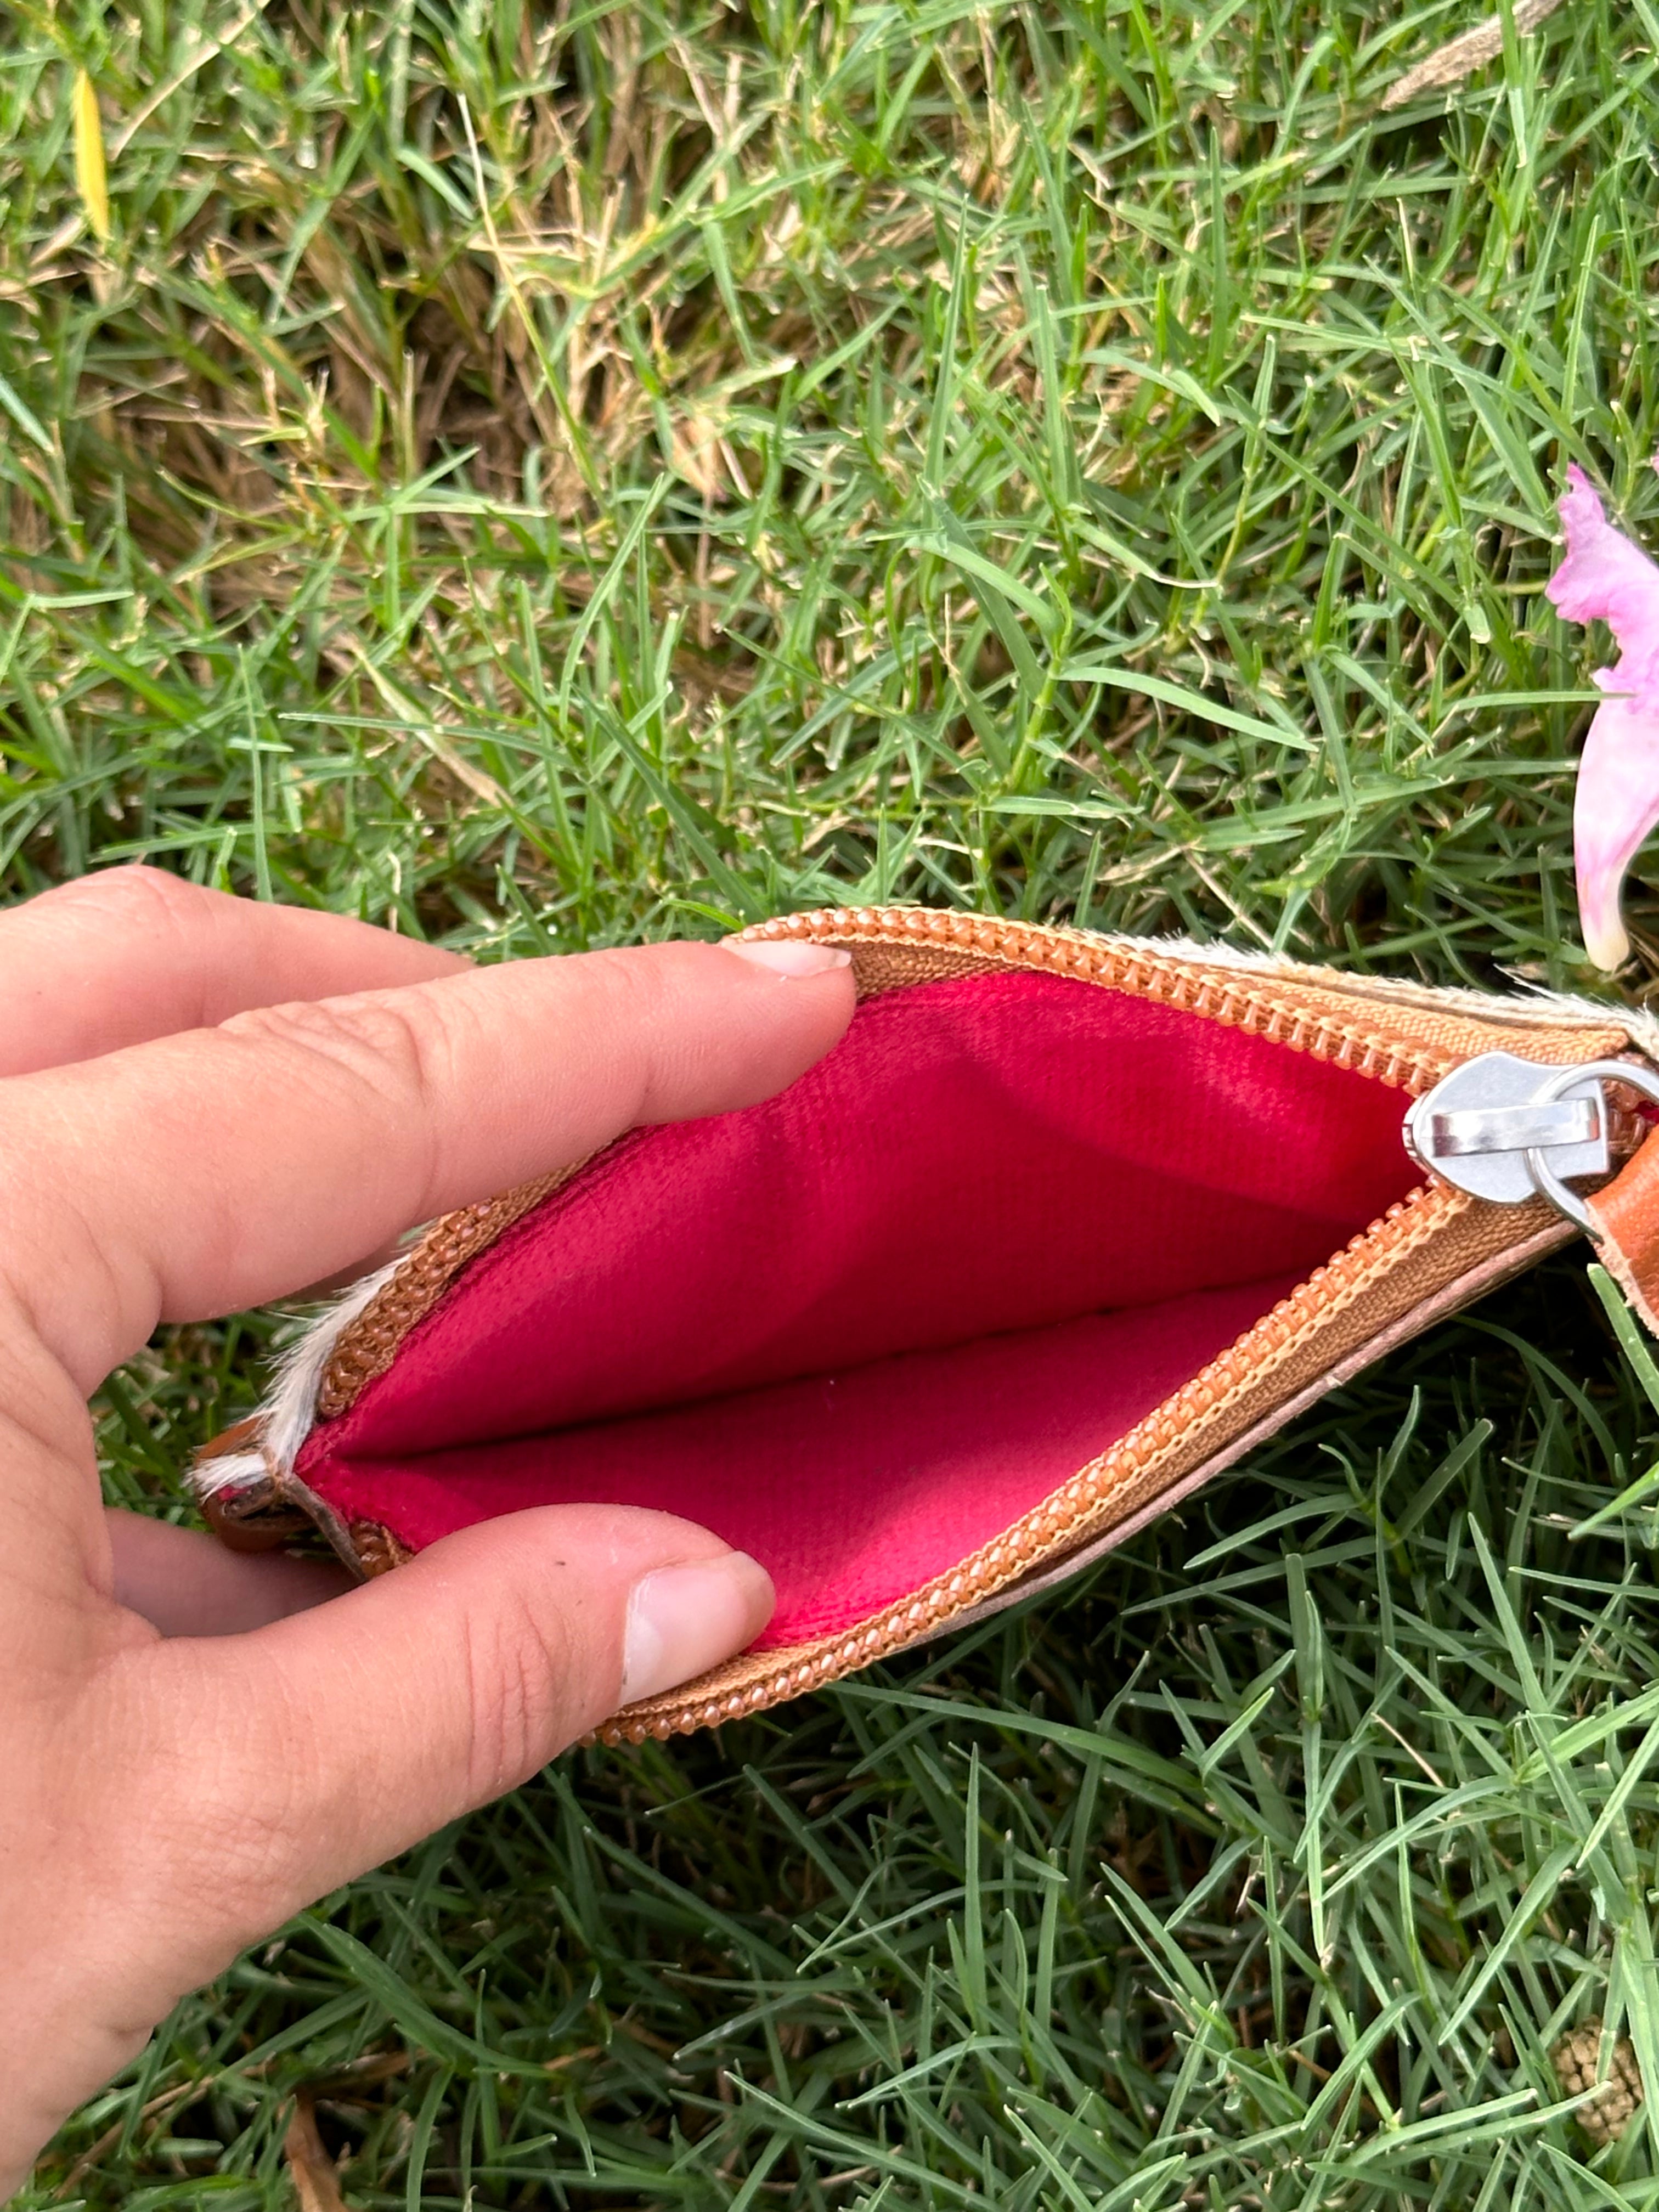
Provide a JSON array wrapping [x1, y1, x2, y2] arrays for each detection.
[[0, 867, 467, 1075], [0, 938, 855, 1393]]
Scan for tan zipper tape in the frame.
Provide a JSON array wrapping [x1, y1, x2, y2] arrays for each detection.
[[741, 909, 1628, 1086]]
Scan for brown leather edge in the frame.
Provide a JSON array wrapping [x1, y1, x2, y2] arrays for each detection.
[[194, 1417, 387, 1575], [1588, 1127, 1659, 1335], [194, 1419, 311, 1553], [198, 1489, 314, 1553]]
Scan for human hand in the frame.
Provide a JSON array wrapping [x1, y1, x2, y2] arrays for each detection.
[[0, 868, 855, 2193]]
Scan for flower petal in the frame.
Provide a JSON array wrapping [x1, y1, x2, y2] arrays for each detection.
[[1547, 466, 1659, 968], [1575, 688, 1659, 970], [1547, 466, 1659, 676]]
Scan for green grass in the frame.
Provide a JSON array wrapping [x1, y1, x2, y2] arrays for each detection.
[[12, 0, 1659, 2200]]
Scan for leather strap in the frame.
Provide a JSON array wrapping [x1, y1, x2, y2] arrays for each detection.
[[1588, 1130, 1659, 1333]]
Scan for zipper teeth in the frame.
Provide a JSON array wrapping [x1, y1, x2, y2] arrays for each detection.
[[612, 910, 1459, 1743], [741, 906, 1455, 1092], [618, 1180, 1464, 1743]]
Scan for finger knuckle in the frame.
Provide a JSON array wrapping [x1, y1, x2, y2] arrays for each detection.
[[574, 948, 682, 1121], [456, 1590, 577, 1801], [39, 863, 210, 935], [221, 990, 455, 1119]]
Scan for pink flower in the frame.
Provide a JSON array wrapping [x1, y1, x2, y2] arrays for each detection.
[[1547, 464, 1659, 970]]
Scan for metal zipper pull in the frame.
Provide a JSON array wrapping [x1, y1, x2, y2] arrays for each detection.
[[1404, 1052, 1659, 1233]]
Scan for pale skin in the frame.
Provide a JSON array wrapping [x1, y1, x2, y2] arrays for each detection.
[[0, 867, 856, 2194]]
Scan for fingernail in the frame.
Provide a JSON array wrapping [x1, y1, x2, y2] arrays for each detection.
[[620, 1552, 776, 1705], [721, 938, 853, 978]]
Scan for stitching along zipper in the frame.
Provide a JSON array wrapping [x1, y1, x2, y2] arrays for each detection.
[[602, 909, 1638, 1743]]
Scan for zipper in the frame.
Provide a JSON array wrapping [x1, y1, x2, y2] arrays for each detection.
[[607, 911, 1646, 1743], [738, 907, 1469, 1089], [1407, 1052, 1659, 1234]]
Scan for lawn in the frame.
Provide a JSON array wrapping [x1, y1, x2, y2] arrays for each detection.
[[8, 0, 1659, 2202]]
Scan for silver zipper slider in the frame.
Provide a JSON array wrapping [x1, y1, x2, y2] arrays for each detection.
[[1405, 1053, 1659, 1233]]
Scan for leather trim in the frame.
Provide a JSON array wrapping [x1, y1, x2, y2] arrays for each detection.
[[1589, 1127, 1659, 1334], [194, 1419, 312, 1553]]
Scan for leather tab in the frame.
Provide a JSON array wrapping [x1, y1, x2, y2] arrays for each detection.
[[194, 1415, 311, 1553], [1588, 1130, 1659, 1334]]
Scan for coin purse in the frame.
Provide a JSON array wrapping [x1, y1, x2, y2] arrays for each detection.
[[194, 908, 1659, 1741]]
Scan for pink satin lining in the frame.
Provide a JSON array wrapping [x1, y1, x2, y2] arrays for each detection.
[[297, 969, 1415, 1645]]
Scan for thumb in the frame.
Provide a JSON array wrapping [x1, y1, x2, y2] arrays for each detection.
[[143, 1508, 772, 1940]]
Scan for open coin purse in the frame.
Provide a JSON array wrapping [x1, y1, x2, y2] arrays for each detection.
[[195, 909, 1659, 1742]]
